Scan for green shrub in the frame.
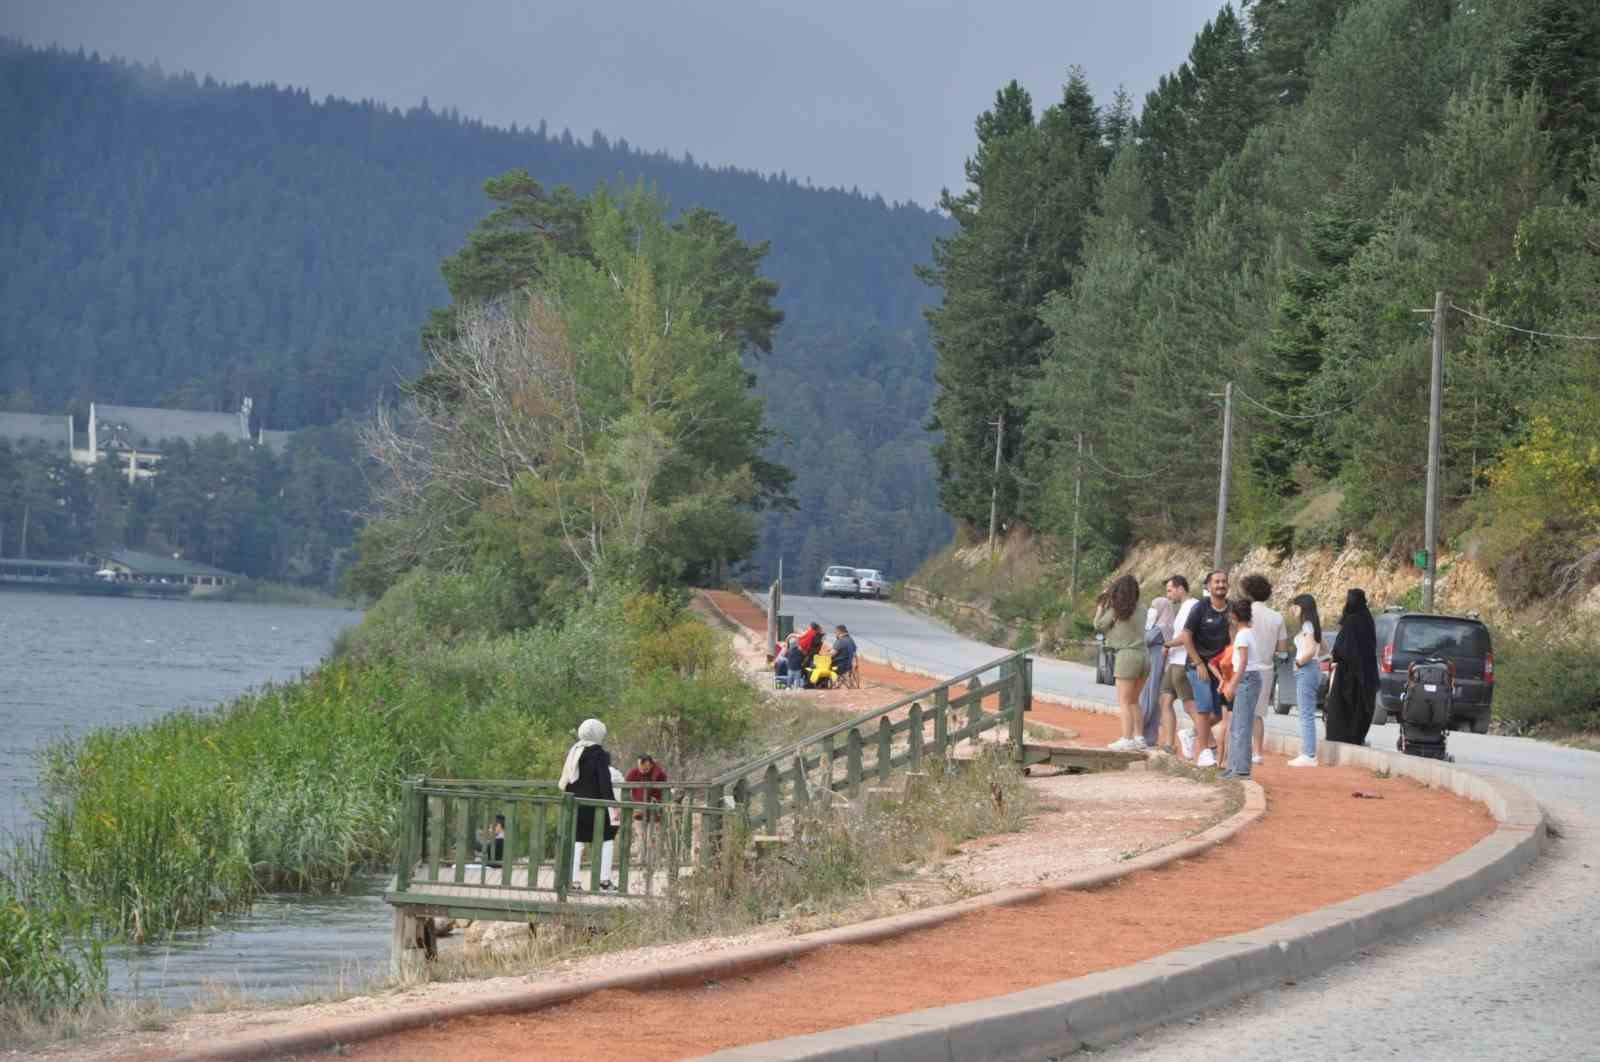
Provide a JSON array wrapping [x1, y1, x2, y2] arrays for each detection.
[[1493, 627, 1600, 735], [0, 884, 104, 1023]]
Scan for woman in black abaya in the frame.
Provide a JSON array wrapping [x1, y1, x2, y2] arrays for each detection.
[[1323, 588, 1379, 745]]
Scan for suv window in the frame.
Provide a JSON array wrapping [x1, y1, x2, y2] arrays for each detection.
[[1396, 618, 1489, 656]]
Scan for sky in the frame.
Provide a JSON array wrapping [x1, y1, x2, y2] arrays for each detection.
[[3, 0, 1227, 207]]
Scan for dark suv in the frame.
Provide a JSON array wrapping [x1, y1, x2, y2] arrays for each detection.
[[1371, 610, 1494, 733]]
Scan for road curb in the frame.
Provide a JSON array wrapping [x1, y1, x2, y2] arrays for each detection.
[[163, 773, 1265, 1061], [698, 735, 1547, 1061]]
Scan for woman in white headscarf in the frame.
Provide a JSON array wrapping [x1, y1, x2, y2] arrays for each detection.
[[560, 718, 617, 889]]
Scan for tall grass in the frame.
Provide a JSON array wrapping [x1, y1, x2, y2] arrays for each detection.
[[3, 572, 760, 1023]]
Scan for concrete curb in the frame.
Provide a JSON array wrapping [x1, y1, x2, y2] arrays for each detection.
[[699, 735, 1547, 1061], [165, 773, 1265, 1061]]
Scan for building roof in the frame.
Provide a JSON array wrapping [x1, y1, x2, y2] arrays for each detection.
[[94, 404, 248, 450], [105, 549, 238, 579], [0, 412, 72, 451]]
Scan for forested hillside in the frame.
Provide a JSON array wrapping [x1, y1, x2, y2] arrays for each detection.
[[0, 40, 952, 586], [927, 0, 1600, 606]]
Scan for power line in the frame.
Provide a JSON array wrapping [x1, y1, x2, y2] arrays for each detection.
[[1449, 302, 1600, 342], [1233, 385, 1352, 421], [1081, 449, 1167, 481]]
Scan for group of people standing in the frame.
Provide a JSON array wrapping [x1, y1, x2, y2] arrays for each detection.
[[1093, 571, 1382, 777]]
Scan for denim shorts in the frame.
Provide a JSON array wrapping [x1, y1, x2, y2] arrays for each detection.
[[1186, 665, 1220, 715]]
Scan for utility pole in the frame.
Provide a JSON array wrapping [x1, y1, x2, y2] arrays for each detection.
[[1213, 382, 1233, 572], [1422, 290, 1446, 611], [1069, 432, 1083, 597], [987, 410, 1004, 553]]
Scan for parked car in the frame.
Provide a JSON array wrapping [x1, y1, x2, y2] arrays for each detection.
[[1372, 610, 1494, 733], [818, 565, 860, 598], [854, 568, 889, 599], [1271, 629, 1335, 715]]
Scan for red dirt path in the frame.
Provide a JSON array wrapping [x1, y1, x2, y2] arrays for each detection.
[[332, 591, 1494, 1061]]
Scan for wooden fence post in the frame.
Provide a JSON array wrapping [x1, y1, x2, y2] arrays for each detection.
[[555, 793, 576, 900], [762, 764, 782, 833], [1008, 658, 1027, 762], [908, 702, 924, 768], [847, 728, 863, 798], [934, 687, 949, 758]]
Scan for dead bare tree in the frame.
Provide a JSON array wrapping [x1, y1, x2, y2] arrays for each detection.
[[360, 295, 676, 589]]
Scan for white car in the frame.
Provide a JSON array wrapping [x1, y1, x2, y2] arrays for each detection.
[[855, 568, 888, 599], [818, 565, 860, 598]]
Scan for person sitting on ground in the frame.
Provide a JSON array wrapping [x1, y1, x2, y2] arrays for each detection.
[[559, 718, 618, 889], [831, 624, 857, 678], [474, 814, 506, 867]]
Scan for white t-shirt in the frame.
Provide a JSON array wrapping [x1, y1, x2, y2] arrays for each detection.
[[1168, 598, 1197, 668], [1232, 627, 1259, 675], [1249, 603, 1284, 672], [1294, 620, 1319, 665]]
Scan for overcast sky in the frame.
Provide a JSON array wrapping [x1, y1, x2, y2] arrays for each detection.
[[4, 0, 1225, 207]]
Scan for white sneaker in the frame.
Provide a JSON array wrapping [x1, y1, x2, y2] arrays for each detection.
[[1251, 754, 1264, 765], [1287, 754, 1318, 768], [1131, 737, 1149, 751], [1108, 738, 1133, 751], [1196, 748, 1217, 767], [1178, 729, 1197, 759]]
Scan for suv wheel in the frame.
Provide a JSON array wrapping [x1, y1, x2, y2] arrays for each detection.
[[1470, 716, 1491, 735], [1371, 703, 1389, 727]]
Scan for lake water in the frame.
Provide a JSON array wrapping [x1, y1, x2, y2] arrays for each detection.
[[0, 591, 393, 1007]]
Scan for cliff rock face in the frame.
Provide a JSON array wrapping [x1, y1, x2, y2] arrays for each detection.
[[1113, 543, 1507, 622]]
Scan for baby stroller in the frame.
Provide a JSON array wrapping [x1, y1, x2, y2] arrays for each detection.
[[1396, 657, 1454, 761]]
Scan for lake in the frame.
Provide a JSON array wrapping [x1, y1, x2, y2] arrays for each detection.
[[0, 591, 393, 1007]]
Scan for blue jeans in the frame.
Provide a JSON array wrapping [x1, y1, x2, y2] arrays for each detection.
[[1228, 670, 1263, 776], [1295, 661, 1320, 758], [1186, 665, 1218, 715], [785, 667, 806, 689]]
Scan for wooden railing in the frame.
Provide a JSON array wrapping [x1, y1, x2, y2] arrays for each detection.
[[385, 650, 1032, 933], [385, 778, 735, 919], [705, 648, 1033, 836]]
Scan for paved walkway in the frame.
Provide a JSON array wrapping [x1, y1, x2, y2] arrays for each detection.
[[776, 592, 1600, 1061]]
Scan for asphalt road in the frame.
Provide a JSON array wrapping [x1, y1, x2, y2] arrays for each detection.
[[768, 592, 1600, 1061]]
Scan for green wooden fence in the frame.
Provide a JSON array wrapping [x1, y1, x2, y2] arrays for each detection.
[[384, 778, 735, 926], [385, 649, 1033, 969], [704, 648, 1033, 837]]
